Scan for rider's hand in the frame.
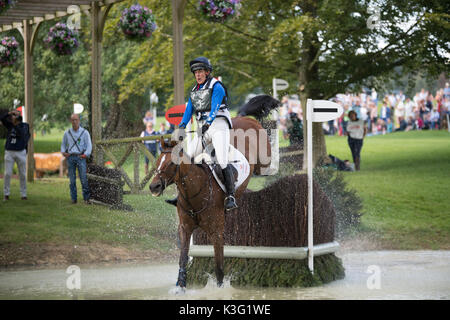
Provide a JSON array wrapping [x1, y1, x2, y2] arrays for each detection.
[[178, 123, 186, 129], [201, 123, 210, 135]]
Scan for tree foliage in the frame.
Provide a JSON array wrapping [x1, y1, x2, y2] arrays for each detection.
[[0, 0, 448, 142]]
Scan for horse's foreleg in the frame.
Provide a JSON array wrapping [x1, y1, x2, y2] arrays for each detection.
[[177, 222, 193, 288], [211, 233, 225, 287]]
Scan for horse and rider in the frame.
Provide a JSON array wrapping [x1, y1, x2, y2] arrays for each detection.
[[166, 56, 238, 211], [150, 56, 280, 290]]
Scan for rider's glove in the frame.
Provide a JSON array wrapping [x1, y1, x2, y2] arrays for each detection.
[[178, 123, 186, 129], [201, 123, 210, 135]]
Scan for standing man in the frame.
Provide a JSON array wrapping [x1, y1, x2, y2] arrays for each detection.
[[1, 109, 30, 200], [61, 113, 92, 204], [171, 56, 237, 211]]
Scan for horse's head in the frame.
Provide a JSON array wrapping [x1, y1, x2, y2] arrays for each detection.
[[149, 137, 179, 196]]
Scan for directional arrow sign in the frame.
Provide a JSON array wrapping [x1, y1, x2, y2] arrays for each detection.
[[273, 78, 289, 91], [309, 100, 343, 122]]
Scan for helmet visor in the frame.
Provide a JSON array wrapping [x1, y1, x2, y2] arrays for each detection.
[[190, 62, 209, 72]]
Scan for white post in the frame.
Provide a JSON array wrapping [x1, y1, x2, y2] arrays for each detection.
[[272, 78, 278, 100], [152, 107, 157, 126], [307, 98, 314, 274], [447, 114, 450, 133]]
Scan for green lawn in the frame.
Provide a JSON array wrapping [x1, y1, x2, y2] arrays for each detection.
[[0, 177, 178, 251], [326, 130, 450, 249]]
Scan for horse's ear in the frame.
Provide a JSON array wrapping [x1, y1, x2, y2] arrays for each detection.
[[160, 136, 166, 149]]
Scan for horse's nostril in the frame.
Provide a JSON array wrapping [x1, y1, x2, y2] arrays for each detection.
[[150, 182, 162, 194]]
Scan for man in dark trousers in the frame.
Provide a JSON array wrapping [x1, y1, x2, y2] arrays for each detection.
[[1, 109, 30, 200]]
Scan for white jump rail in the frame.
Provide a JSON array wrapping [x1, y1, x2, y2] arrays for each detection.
[[189, 241, 339, 260]]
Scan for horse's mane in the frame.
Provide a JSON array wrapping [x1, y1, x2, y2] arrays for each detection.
[[237, 95, 280, 121]]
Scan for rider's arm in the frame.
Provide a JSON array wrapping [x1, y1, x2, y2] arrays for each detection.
[[179, 98, 193, 129], [206, 83, 226, 125]]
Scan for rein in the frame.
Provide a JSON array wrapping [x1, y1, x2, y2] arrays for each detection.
[[158, 148, 213, 220], [176, 163, 213, 220]]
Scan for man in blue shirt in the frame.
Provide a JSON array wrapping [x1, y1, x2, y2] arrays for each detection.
[[61, 113, 92, 204], [171, 56, 237, 211]]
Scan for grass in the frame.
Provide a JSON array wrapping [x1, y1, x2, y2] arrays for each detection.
[[0, 177, 178, 251], [0, 125, 449, 254], [325, 130, 450, 249]]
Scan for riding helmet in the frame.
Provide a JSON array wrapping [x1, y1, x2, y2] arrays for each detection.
[[189, 56, 213, 73]]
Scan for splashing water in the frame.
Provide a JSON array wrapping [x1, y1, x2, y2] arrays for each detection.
[[0, 251, 449, 300]]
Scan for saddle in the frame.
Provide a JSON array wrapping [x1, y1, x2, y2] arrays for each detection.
[[192, 142, 250, 193]]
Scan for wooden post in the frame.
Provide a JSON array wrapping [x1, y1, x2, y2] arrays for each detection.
[[133, 143, 140, 191], [172, 0, 187, 106], [23, 20, 34, 182], [91, 1, 103, 165]]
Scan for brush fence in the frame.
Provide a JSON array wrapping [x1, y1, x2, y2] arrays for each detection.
[[190, 174, 338, 260]]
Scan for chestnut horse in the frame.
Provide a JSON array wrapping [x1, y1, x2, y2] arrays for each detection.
[[149, 95, 279, 289]]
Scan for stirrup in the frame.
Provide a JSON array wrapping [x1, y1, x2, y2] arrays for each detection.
[[224, 195, 238, 211]]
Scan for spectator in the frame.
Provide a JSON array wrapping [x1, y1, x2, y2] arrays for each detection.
[[349, 97, 362, 119], [140, 122, 159, 175], [345, 110, 367, 171], [394, 98, 405, 128], [61, 113, 92, 204], [1, 110, 30, 201], [430, 109, 440, 129], [286, 112, 303, 146], [379, 100, 391, 124], [404, 97, 415, 122], [371, 88, 378, 105], [395, 116, 408, 132], [143, 110, 154, 125], [386, 118, 393, 133], [444, 82, 450, 100]]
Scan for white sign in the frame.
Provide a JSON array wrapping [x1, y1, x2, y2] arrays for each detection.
[[273, 78, 289, 91], [73, 103, 84, 114], [310, 100, 343, 122], [306, 99, 343, 274]]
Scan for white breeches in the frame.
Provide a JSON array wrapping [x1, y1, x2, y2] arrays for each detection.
[[186, 117, 230, 169]]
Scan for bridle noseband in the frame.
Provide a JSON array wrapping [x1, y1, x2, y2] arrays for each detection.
[[156, 148, 213, 220]]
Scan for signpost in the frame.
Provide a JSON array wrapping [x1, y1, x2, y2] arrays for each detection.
[[165, 104, 186, 126], [306, 99, 343, 273], [272, 78, 289, 100]]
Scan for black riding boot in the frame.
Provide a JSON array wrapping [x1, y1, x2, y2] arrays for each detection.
[[165, 196, 178, 207], [222, 164, 238, 211]]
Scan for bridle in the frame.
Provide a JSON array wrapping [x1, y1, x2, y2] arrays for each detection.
[[156, 148, 213, 219]]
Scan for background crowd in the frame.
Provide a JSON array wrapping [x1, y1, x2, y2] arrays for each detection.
[[278, 83, 450, 143]]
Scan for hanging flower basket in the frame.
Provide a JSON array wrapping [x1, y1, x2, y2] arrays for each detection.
[[0, 36, 19, 68], [118, 4, 157, 40], [43, 22, 79, 56], [0, 0, 16, 15], [198, 0, 241, 23]]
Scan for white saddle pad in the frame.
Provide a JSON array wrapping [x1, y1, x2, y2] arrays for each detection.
[[193, 143, 250, 193]]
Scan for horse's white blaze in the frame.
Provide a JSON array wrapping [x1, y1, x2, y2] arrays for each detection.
[[157, 154, 166, 172]]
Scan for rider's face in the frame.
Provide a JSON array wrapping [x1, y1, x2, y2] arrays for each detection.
[[194, 69, 209, 84]]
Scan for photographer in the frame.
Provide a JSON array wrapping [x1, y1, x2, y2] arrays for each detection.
[[1, 109, 30, 200]]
